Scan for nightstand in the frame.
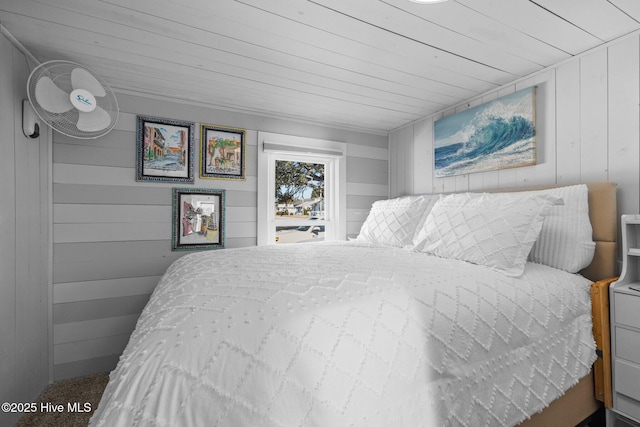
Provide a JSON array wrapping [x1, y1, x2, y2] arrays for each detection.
[[609, 215, 640, 426]]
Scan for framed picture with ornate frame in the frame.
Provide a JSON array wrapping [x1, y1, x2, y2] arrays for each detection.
[[200, 124, 246, 180], [136, 115, 195, 183], [171, 188, 225, 251]]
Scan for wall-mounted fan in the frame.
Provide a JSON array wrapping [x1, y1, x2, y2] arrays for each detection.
[[25, 60, 119, 139]]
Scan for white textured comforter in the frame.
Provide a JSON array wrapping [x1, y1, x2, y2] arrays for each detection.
[[90, 241, 596, 427]]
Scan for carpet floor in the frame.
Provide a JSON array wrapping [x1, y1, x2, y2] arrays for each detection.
[[15, 373, 109, 427]]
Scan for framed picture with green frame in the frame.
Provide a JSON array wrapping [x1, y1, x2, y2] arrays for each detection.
[[171, 187, 225, 251]]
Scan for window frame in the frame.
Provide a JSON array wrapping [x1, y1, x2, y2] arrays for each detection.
[[257, 132, 346, 246]]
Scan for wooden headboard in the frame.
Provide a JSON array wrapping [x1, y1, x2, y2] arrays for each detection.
[[581, 182, 618, 281], [484, 181, 617, 282]]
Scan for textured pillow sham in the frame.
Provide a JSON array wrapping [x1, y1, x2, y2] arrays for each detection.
[[357, 195, 437, 247], [414, 192, 559, 277], [523, 184, 595, 272]]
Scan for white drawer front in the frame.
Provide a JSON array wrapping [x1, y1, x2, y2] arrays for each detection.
[[616, 359, 640, 402], [616, 293, 640, 329], [617, 395, 640, 425], [617, 327, 640, 365]]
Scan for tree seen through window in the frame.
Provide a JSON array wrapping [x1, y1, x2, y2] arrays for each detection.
[[275, 161, 325, 219]]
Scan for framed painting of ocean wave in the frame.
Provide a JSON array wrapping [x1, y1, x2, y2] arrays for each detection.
[[434, 87, 536, 178]]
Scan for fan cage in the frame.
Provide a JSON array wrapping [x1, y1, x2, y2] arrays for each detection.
[[27, 60, 119, 139]]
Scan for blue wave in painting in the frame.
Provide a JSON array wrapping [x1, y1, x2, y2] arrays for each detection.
[[435, 115, 534, 172]]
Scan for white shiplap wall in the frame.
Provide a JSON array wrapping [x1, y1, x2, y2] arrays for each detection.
[[52, 93, 388, 380], [390, 34, 640, 224], [0, 32, 50, 427]]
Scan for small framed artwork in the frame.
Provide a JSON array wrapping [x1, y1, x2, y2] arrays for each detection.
[[136, 115, 195, 183], [172, 188, 225, 251], [200, 124, 246, 180]]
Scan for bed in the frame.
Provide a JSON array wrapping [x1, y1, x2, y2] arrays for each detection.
[[90, 182, 617, 427]]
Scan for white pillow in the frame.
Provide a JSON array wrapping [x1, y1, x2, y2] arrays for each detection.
[[524, 184, 595, 272], [414, 192, 559, 277], [357, 195, 437, 247]]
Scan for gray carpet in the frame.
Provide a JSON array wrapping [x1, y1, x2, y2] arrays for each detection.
[[14, 373, 109, 427]]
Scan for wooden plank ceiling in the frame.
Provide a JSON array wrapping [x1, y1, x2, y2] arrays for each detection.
[[1, 0, 639, 134]]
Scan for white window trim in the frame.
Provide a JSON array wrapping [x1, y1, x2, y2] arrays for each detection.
[[257, 132, 346, 246]]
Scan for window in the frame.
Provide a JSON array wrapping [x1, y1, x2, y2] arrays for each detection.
[[274, 160, 326, 244], [257, 132, 346, 246]]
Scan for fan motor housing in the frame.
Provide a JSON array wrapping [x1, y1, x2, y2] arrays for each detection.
[[70, 88, 97, 113]]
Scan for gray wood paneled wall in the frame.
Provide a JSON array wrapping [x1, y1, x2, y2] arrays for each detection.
[[389, 33, 640, 227], [52, 93, 388, 380], [0, 33, 50, 427]]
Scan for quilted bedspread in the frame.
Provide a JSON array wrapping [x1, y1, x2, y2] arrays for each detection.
[[90, 241, 596, 427]]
